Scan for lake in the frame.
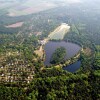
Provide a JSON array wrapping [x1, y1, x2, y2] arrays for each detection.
[[44, 41, 81, 66], [63, 61, 81, 73]]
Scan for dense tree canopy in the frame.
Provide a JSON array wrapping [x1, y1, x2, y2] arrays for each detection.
[[0, 0, 100, 100], [50, 47, 66, 64]]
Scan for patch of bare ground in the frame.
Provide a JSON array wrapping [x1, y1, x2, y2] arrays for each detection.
[[34, 46, 44, 59], [83, 47, 92, 56], [5, 22, 24, 28], [34, 38, 49, 58], [7, 12, 16, 17]]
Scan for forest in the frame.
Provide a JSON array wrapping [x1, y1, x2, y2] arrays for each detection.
[[0, 68, 100, 100], [50, 47, 66, 64], [0, 0, 100, 100]]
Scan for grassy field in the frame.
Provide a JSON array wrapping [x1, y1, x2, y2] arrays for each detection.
[[48, 23, 70, 40], [0, 0, 82, 17], [7, 0, 57, 16], [34, 46, 44, 59], [1, 0, 81, 17]]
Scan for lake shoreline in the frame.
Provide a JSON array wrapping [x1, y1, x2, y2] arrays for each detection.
[[43, 40, 82, 70]]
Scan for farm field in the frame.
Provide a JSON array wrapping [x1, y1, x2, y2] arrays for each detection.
[[48, 23, 70, 40], [1, 0, 82, 17], [5, 22, 23, 28], [7, 0, 57, 16]]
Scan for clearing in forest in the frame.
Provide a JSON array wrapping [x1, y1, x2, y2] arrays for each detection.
[[34, 46, 44, 59], [5, 22, 24, 28], [48, 23, 70, 40]]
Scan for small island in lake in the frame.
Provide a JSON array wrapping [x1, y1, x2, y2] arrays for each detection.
[[50, 47, 66, 64]]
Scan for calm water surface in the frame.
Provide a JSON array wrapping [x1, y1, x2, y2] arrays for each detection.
[[44, 41, 81, 66], [63, 61, 81, 73]]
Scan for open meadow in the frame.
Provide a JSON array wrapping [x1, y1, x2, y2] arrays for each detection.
[[7, 0, 57, 16], [48, 23, 70, 40]]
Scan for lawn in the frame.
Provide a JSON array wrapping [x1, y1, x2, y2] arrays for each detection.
[[48, 23, 70, 40]]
